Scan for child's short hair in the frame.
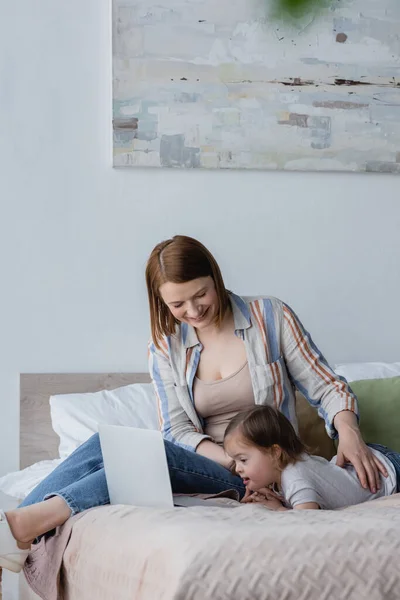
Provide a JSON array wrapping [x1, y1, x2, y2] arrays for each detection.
[[224, 405, 308, 467]]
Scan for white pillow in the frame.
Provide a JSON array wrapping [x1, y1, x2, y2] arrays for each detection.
[[50, 383, 159, 459], [335, 362, 400, 383]]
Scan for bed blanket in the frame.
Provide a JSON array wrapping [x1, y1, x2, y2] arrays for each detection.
[[22, 493, 400, 600]]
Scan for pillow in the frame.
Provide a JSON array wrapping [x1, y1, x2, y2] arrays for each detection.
[[296, 393, 336, 460], [350, 377, 400, 452], [50, 384, 159, 459], [0, 459, 63, 501], [335, 362, 400, 383]]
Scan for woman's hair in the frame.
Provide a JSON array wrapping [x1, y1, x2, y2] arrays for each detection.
[[224, 405, 308, 468], [146, 235, 230, 348]]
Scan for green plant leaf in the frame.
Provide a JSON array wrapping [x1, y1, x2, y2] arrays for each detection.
[[271, 0, 331, 20]]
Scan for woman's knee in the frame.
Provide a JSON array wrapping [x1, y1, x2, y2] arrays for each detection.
[[89, 432, 101, 446], [80, 432, 101, 452], [164, 439, 178, 459], [67, 432, 102, 465]]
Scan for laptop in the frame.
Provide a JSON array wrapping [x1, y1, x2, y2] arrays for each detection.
[[99, 424, 224, 509], [99, 424, 174, 509]]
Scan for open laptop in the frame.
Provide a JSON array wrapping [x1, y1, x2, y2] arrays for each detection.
[[99, 424, 174, 508], [99, 424, 222, 509]]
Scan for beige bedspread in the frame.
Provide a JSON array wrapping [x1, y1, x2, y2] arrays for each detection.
[[22, 494, 400, 600]]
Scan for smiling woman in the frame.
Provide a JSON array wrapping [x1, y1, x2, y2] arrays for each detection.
[[145, 236, 230, 346]]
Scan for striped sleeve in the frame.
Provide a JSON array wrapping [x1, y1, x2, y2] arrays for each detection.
[[148, 339, 211, 452], [281, 303, 359, 439]]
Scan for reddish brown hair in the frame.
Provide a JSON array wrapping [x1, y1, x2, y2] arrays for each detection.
[[146, 236, 230, 348], [224, 405, 308, 468]]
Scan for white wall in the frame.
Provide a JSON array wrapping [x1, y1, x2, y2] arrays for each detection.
[[0, 0, 399, 478]]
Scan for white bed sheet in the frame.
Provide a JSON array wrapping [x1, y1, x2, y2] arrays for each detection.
[[0, 459, 62, 501]]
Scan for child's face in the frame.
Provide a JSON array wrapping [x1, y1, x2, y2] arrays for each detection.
[[225, 432, 280, 491]]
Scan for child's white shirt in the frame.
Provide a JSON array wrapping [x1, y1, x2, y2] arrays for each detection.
[[280, 449, 396, 509]]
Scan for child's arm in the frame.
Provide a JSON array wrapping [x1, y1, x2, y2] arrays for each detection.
[[246, 493, 320, 511], [293, 502, 320, 510], [282, 471, 324, 510], [243, 489, 287, 511]]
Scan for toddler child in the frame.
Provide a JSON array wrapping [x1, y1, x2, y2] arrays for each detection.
[[223, 405, 400, 510]]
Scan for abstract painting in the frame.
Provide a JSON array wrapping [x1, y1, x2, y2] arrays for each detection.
[[113, 0, 400, 172]]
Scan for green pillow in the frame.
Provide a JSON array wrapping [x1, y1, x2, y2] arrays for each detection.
[[350, 377, 400, 453]]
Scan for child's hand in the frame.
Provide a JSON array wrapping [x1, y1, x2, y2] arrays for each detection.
[[240, 487, 254, 504], [244, 487, 286, 511]]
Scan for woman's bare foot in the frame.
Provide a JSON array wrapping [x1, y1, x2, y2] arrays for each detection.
[[5, 510, 36, 545], [5, 497, 72, 545]]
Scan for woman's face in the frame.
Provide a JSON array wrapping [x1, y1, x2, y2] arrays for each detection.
[[159, 276, 219, 330]]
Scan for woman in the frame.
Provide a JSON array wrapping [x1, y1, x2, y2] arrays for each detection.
[[0, 235, 387, 573]]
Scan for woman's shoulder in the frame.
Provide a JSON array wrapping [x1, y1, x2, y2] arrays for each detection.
[[231, 294, 288, 328], [232, 293, 286, 312], [148, 323, 184, 358], [237, 293, 283, 305], [148, 335, 170, 358]]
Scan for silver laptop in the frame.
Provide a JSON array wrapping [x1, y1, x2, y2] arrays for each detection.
[[99, 424, 231, 509], [99, 424, 174, 509]]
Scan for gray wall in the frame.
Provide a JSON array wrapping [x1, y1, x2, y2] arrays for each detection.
[[0, 0, 399, 479]]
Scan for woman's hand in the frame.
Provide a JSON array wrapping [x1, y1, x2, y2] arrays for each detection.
[[196, 439, 234, 470], [334, 411, 388, 493], [241, 487, 287, 511]]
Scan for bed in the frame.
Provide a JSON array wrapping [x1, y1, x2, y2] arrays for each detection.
[[1, 373, 400, 600]]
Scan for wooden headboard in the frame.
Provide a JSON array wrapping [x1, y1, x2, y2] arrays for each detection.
[[20, 373, 151, 469]]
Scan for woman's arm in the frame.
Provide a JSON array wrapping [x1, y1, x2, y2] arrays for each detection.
[[148, 339, 211, 452], [281, 302, 358, 436], [333, 410, 387, 492], [196, 439, 233, 469], [281, 302, 386, 492], [149, 339, 236, 468]]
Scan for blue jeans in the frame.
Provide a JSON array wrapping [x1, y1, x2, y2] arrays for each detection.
[[368, 443, 400, 492], [19, 433, 245, 514]]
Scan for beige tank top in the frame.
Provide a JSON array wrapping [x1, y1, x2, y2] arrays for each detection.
[[193, 362, 255, 445]]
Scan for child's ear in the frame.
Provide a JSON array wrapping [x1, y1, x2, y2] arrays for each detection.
[[272, 444, 282, 460]]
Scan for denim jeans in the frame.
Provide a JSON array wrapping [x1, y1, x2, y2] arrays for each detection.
[[19, 433, 245, 514], [367, 443, 400, 492]]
